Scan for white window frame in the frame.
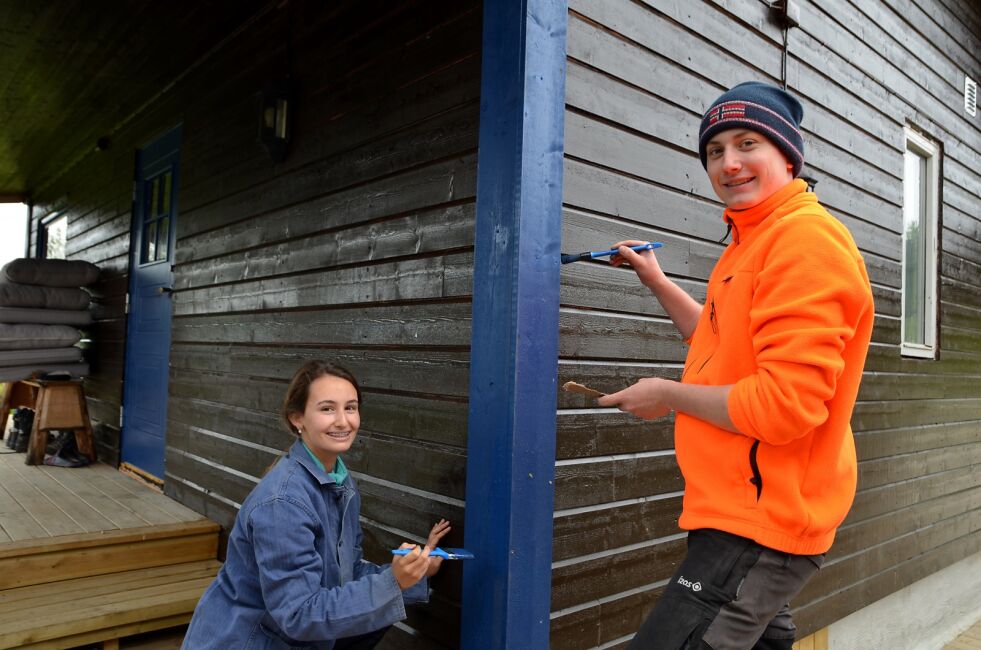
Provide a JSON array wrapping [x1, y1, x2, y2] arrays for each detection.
[[900, 126, 940, 359]]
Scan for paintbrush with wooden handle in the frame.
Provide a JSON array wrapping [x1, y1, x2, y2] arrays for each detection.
[[561, 381, 606, 399]]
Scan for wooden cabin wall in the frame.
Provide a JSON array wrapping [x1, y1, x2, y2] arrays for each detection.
[[554, 0, 980, 647], [29, 1, 479, 647]]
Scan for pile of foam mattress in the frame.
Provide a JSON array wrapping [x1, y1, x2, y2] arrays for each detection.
[[0, 258, 99, 382]]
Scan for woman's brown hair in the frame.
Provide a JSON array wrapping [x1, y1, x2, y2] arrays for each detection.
[[280, 360, 363, 436]]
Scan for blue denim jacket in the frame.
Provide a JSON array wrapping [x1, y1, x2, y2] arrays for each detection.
[[182, 442, 428, 649]]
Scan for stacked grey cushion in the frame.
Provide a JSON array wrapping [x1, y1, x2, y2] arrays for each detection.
[[0, 258, 99, 381]]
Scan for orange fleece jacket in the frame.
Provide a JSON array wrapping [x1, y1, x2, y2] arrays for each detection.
[[676, 179, 874, 555]]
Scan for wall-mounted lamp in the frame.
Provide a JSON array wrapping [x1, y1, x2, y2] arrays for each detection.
[[260, 81, 291, 163]]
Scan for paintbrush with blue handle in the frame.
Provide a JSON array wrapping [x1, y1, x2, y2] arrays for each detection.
[[561, 242, 663, 264]]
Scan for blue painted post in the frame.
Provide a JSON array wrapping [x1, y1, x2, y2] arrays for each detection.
[[461, 0, 567, 648]]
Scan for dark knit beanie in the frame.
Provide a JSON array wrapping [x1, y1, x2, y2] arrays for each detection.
[[698, 81, 805, 177]]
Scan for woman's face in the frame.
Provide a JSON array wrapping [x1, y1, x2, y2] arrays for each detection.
[[289, 374, 360, 469]]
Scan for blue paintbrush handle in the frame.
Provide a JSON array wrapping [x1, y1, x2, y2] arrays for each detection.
[[590, 242, 663, 258], [561, 242, 663, 264], [391, 547, 474, 560]]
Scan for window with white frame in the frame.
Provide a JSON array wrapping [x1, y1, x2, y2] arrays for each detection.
[[901, 126, 940, 358]]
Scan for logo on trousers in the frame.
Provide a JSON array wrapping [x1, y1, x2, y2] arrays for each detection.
[[677, 575, 702, 592]]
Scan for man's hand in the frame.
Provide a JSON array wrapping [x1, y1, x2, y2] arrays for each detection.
[[609, 239, 667, 290], [599, 379, 739, 432], [597, 377, 673, 420]]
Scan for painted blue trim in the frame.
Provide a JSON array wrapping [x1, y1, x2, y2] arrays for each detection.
[[461, 0, 567, 648]]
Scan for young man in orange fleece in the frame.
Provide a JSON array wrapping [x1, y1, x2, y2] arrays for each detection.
[[598, 82, 875, 649]]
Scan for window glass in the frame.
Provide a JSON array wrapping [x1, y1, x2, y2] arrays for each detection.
[[44, 215, 67, 260], [901, 128, 939, 358]]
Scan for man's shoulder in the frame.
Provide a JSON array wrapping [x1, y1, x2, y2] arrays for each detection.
[[770, 203, 858, 252]]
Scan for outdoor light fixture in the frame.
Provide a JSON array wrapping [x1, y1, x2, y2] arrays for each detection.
[[260, 81, 291, 163]]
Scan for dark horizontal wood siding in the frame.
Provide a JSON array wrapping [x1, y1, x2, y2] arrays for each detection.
[[554, 0, 980, 647], [28, 2, 479, 647]]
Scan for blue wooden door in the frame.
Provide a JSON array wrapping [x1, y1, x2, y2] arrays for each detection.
[[121, 125, 181, 480]]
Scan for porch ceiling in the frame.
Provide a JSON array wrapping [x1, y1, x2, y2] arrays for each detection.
[[0, 0, 266, 200]]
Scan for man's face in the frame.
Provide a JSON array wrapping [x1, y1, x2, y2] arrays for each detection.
[[705, 128, 794, 210]]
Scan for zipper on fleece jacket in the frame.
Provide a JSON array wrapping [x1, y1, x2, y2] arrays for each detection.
[[749, 440, 763, 501], [724, 217, 741, 244]]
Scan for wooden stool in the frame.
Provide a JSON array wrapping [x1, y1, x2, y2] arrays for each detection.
[[25, 379, 96, 466]]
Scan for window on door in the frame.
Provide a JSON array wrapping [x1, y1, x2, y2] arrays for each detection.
[[901, 126, 940, 358], [140, 169, 174, 264]]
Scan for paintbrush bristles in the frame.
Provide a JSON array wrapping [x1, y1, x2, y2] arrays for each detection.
[[561, 381, 605, 398]]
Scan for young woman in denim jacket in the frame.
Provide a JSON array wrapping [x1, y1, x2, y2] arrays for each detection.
[[182, 360, 450, 649]]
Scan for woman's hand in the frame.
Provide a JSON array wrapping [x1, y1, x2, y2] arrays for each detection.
[[424, 519, 451, 577], [392, 519, 453, 588], [609, 239, 667, 290], [392, 543, 432, 590]]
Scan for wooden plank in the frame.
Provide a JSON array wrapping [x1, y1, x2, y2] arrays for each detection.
[[74, 472, 177, 526], [853, 398, 981, 435], [553, 494, 683, 562], [550, 584, 663, 649], [0, 561, 220, 611], [171, 302, 473, 348], [559, 309, 690, 362], [16, 614, 191, 650], [169, 345, 472, 398], [0, 577, 213, 647], [163, 478, 239, 533], [0, 518, 218, 559], [854, 420, 981, 461], [162, 449, 258, 508], [180, 154, 477, 264], [857, 443, 981, 491], [5, 462, 115, 533], [0, 474, 48, 541], [344, 431, 467, 501], [832, 485, 981, 561], [101, 467, 208, 523], [0, 531, 219, 590], [172, 252, 474, 317], [553, 454, 684, 511], [562, 157, 724, 246], [572, 0, 779, 88], [0, 461, 83, 539], [556, 409, 675, 460], [175, 201, 475, 290], [553, 537, 686, 611], [847, 464, 978, 526]]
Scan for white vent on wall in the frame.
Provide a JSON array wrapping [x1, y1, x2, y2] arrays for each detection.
[[966, 76, 978, 117]]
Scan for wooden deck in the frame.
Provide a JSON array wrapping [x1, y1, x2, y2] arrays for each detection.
[[0, 448, 208, 544], [0, 447, 220, 648]]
